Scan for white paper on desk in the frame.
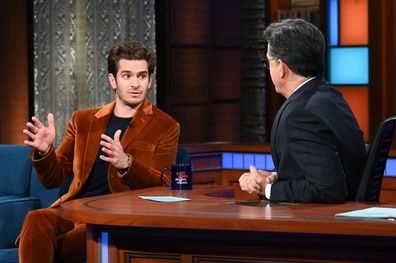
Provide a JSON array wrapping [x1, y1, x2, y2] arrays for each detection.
[[335, 207, 396, 219], [138, 196, 191, 202]]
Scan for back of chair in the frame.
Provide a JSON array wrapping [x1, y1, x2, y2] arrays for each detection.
[[356, 116, 396, 202], [0, 144, 32, 199], [176, 148, 191, 164], [29, 168, 62, 208]]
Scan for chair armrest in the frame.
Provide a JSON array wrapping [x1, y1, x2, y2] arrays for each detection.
[[0, 197, 41, 248]]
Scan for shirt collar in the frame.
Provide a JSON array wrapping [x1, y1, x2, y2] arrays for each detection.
[[292, 76, 316, 94]]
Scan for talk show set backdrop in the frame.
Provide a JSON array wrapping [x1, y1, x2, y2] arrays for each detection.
[[1, 0, 396, 175]]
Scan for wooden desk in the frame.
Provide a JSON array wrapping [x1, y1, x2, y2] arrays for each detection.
[[60, 185, 396, 263]]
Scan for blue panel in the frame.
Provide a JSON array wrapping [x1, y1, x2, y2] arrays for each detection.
[[101, 232, 108, 263], [328, 0, 339, 46], [254, 154, 266, 170], [385, 159, 396, 176], [222, 153, 233, 169], [329, 47, 369, 85], [221, 152, 396, 178], [243, 154, 255, 169], [265, 154, 275, 170], [233, 153, 244, 169]]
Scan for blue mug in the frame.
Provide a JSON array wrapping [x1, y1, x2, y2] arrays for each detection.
[[160, 163, 193, 190]]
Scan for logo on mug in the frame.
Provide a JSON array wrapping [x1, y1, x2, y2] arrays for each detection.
[[176, 171, 188, 184], [161, 163, 192, 190]]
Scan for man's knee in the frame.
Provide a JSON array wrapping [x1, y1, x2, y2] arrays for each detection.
[[24, 208, 55, 226], [25, 208, 46, 221]]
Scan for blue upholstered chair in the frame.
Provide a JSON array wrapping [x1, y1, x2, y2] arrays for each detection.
[[0, 145, 189, 262], [0, 144, 60, 263]]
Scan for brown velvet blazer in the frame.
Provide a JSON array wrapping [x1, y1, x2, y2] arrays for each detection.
[[31, 99, 180, 208]]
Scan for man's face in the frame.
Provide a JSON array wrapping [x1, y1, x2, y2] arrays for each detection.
[[109, 59, 152, 109]]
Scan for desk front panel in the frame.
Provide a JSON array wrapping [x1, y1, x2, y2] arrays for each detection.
[[61, 186, 396, 262]]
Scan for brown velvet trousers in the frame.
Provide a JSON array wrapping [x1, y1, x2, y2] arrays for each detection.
[[18, 208, 86, 263]]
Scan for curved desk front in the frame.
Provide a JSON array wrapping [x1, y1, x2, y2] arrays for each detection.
[[60, 185, 396, 263]]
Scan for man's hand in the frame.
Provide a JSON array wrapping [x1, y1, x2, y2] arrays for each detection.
[[239, 165, 277, 195], [99, 130, 130, 173], [23, 113, 56, 154]]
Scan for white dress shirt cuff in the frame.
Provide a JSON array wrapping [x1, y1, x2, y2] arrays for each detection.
[[265, 183, 272, 199]]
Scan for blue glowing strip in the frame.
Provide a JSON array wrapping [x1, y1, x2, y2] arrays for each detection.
[[222, 152, 233, 169], [386, 159, 396, 176], [254, 154, 266, 170], [221, 152, 396, 178], [221, 152, 274, 170], [243, 154, 255, 169], [101, 232, 108, 263], [328, 0, 339, 46], [233, 153, 244, 169]]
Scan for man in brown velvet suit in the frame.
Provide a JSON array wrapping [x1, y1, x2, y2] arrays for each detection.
[[18, 41, 180, 263]]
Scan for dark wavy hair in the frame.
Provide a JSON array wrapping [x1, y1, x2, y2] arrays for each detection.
[[264, 18, 325, 77], [108, 41, 156, 76]]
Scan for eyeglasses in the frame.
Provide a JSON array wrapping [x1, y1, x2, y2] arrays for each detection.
[[262, 58, 279, 69]]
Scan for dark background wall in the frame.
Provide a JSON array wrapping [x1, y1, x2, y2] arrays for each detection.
[[156, 0, 245, 144]]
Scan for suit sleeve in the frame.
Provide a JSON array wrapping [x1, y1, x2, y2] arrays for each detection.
[[121, 122, 180, 189], [270, 110, 348, 203], [31, 112, 76, 189]]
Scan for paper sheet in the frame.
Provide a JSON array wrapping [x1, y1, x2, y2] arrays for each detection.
[[335, 207, 396, 219], [138, 196, 191, 202]]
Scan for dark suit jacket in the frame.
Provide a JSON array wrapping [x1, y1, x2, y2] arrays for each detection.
[[32, 99, 180, 207], [270, 76, 365, 203]]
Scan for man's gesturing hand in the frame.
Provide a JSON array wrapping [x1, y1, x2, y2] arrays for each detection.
[[23, 113, 56, 155], [99, 130, 130, 170]]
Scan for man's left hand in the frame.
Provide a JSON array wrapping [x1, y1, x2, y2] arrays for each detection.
[[99, 129, 129, 171]]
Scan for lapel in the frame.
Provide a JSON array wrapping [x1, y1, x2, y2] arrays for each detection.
[[270, 98, 290, 166], [120, 99, 154, 150], [81, 99, 153, 176], [82, 102, 115, 178]]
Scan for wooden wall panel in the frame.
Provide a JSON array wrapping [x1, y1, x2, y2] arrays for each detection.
[[171, 0, 209, 44], [211, 51, 242, 100], [0, 0, 29, 144], [212, 0, 241, 47], [369, 0, 396, 146], [171, 49, 209, 104], [211, 103, 241, 142], [159, 0, 243, 144], [171, 105, 210, 143]]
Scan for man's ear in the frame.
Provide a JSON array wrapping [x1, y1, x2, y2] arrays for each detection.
[[108, 73, 117, 90], [147, 74, 154, 89], [279, 60, 288, 79]]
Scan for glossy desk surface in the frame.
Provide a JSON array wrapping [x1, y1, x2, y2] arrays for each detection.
[[60, 185, 396, 237]]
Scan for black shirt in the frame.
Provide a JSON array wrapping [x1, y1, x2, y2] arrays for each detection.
[[74, 114, 132, 199]]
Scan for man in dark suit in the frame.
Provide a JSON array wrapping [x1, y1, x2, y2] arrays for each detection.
[[239, 18, 366, 203], [18, 41, 180, 262]]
